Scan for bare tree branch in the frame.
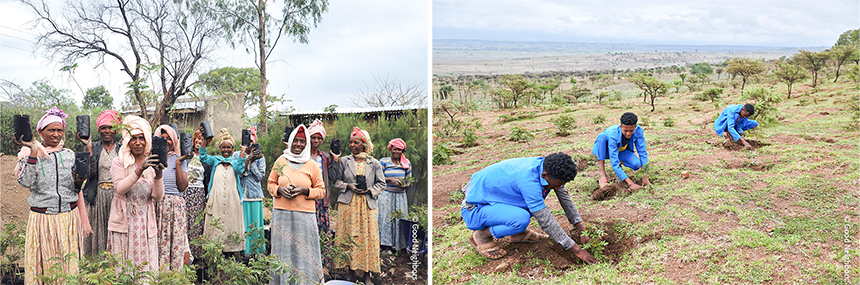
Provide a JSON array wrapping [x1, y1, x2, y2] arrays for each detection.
[[350, 74, 427, 108]]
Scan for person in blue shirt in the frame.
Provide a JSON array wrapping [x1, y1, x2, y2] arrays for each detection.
[[460, 152, 597, 264], [592, 112, 651, 189], [714, 104, 757, 150]]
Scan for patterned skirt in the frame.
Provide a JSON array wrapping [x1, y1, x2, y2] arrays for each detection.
[[315, 199, 332, 269], [24, 210, 83, 285], [377, 190, 408, 250], [270, 209, 323, 285], [335, 194, 380, 273], [83, 184, 114, 256], [155, 194, 189, 270], [183, 186, 206, 258]]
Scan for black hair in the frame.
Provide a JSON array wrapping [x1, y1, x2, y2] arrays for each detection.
[[620, 112, 638, 126], [543, 152, 577, 182], [743, 104, 755, 116], [160, 129, 168, 135]]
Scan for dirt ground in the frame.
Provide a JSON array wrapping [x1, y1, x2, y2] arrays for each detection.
[[1, 155, 29, 229]]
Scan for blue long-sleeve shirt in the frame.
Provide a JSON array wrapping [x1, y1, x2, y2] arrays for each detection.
[[714, 104, 748, 141], [465, 157, 551, 213], [232, 151, 265, 200], [600, 125, 648, 181], [198, 147, 246, 199]]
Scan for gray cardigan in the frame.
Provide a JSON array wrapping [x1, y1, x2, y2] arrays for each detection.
[[18, 149, 80, 214], [83, 139, 121, 205], [334, 154, 386, 210]]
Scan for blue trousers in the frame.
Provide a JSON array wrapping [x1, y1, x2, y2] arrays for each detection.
[[591, 133, 642, 170], [722, 120, 759, 138], [461, 203, 530, 238]]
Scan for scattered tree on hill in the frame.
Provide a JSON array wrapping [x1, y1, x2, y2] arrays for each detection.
[[678, 73, 688, 84], [630, 75, 669, 112], [206, 0, 329, 134], [794, 50, 828, 88], [829, 45, 858, 82], [438, 83, 454, 100], [695, 87, 723, 102], [773, 61, 807, 99], [21, 0, 223, 125], [835, 29, 859, 48], [689, 62, 713, 75], [742, 87, 783, 127], [726, 58, 765, 94], [83, 86, 113, 109], [499, 75, 532, 108]]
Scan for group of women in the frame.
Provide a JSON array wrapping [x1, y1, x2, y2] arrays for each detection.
[[14, 107, 415, 285]]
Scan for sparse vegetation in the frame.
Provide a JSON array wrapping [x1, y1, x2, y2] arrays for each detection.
[[551, 114, 577, 136]]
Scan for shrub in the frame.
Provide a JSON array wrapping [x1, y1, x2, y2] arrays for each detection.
[[742, 87, 783, 127], [592, 114, 606, 125], [461, 129, 479, 147], [433, 142, 456, 165], [695, 87, 724, 102], [662, 116, 675, 127], [499, 111, 537, 123], [551, 114, 577, 136], [580, 227, 609, 262], [639, 116, 652, 127], [509, 126, 534, 142], [847, 95, 859, 128], [1, 220, 25, 282]]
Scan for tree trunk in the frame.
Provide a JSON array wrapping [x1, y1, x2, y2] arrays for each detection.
[[740, 77, 747, 95], [834, 65, 841, 83], [787, 83, 792, 99], [650, 93, 656, 112], [257, 0, 268, 134]]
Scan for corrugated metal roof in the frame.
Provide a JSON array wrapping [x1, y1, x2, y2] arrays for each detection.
[[283, 104, 426, 116], [122, 100, 205, 113]]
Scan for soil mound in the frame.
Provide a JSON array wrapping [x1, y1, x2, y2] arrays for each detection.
[[721, 139, 769, 151]]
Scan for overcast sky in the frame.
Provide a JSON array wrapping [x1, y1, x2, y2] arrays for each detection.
[[0, 0, 429, 113], [434, 0, 859, 47]]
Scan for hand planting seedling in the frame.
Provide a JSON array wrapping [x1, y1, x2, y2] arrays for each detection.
[[579, 228, 608, 262]]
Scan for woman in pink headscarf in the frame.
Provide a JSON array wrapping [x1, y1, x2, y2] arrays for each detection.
[[307, 119, 339, 270], [107, 115, 165, 272], [334, 127, 385, 285], [153, 125, 190, 269], [78, 109, 122, 257], [377, 138, 413, 253], [13, 107, 89, 284]]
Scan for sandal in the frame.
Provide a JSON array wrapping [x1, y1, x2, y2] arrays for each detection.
[[510, 229, 548, 243], [469, 236, 506, 260]]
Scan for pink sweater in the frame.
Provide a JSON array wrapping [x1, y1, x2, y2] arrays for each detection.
[[107, 156, 164, 238]]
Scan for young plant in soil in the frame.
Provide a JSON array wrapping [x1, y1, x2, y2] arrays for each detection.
[[580, 227, 609, 262]]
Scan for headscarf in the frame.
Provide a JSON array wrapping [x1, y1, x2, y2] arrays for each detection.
[[16, 107, 68, 171], [154, 125, 180, 155], [118, 115, 153, 168], [350, 127, 373, 159], [218, 128, 234, 147], [281, 124, 310, 164], [308, 119, 326, 140], [387, 138, 411, 169], [96, 110, 121, 128], [249, 127, 258, 143]]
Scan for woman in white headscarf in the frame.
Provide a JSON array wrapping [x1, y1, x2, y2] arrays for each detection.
[[267, 125, 326, 285], [107, 115, 164, 272], [13, 107, 90, 284]]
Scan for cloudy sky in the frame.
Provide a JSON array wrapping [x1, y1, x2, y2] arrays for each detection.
[[434, 0, 859, 47], [0, 0, 429, 113]]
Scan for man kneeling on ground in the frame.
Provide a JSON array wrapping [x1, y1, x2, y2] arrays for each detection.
[[460, 152, 598, 264], [592, 112, 651, 190], [714, 103, 758, 150]]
